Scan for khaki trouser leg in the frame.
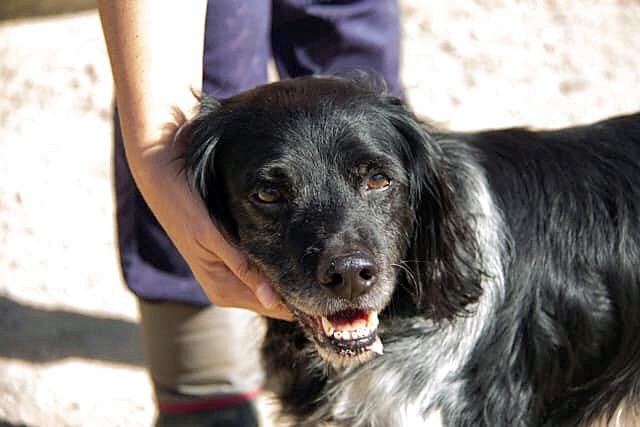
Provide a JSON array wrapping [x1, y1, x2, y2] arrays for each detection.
[[138, 301, 265, 402]]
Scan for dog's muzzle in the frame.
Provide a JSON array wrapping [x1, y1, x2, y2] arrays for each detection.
[[294, 307, 384, 368]]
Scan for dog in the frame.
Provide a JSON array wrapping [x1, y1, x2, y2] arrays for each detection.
[[183, 76, 640, 426]]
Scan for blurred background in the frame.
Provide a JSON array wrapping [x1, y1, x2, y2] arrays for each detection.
[[1, 1, 639, 426]]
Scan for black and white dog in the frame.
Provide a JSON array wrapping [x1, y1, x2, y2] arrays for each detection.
[[184, 76, 640, 426]]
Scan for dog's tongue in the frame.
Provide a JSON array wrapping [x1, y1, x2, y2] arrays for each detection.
[[321, 309, 379, 336], [319, 310, 384, 355], [327, 309, 370, 330]]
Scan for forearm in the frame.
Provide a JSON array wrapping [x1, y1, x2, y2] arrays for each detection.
[[98, 0, 207, 227], [98, 0, 206, 173], [98, 2, 290, 319]]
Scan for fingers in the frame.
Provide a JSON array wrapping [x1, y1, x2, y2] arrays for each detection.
[[198, 264, 293, 321], [259, 305, 295, 322], [209, 231, 266, 289], [142, 150, 293, 321], [223, 259, 293, 320], [202, 225, 286, 310], [191, 228, 292, 319]]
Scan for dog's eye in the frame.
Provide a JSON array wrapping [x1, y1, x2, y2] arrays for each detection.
[[256, 184, 283, 203], [367, 173, 391, 191]]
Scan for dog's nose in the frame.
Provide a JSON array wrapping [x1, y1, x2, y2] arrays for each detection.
[[319, 252, 378, 301]]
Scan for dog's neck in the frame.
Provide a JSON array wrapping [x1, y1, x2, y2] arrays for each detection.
[[315, 300, 500, 426]]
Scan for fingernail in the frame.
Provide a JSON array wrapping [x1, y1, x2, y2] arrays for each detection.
[[256, 283, 277, 308]]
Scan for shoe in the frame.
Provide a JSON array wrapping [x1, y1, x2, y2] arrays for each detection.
[[154, 400, 259, 427]]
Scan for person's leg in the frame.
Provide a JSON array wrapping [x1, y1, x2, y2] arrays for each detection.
[[202, 1, 272, 98], [112, 1, 271, 425], [271, 0, 404, 98], [138, 301, 265, 427]]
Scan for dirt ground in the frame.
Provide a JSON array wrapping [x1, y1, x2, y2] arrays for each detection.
[[1, 1, 639, 426]]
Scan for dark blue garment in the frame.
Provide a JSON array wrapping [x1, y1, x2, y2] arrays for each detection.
[[114, 0, 404, 305]]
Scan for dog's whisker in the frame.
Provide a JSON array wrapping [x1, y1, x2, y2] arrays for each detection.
[[391, 261, 423, 301]]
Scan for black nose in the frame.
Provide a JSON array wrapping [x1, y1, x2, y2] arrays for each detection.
[[319, 252, 378, 300]]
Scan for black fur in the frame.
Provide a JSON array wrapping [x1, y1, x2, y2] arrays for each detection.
[[184, 76, 640, 426]]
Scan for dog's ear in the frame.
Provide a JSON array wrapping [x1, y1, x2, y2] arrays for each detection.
[[380, 97, 483, 320], [180, 96, 238, 240]]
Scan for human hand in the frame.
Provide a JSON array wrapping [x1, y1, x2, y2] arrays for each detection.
[[133, 129, 293, 321], [98, 0, 292, 320]]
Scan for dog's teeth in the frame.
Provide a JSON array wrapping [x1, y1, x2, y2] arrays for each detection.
[[369, 337, 384, 355], [367, 311, 379, 330], [330, 326, 379, 341], [321, 316, 334, 336], [322, 312, 380, 343]]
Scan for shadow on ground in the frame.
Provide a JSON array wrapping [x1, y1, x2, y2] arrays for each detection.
[[0, 421, 28, 427], [0, 0, 94, 21], [0, 296, 144, 366]]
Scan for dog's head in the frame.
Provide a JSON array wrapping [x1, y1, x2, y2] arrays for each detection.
[[184, 76, 482, 367]]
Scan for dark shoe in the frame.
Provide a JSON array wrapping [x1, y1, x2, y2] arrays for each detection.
[[155, 400, 259, 427]]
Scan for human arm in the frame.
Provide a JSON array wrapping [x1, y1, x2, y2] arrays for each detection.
[[97, 1, 292, 320]]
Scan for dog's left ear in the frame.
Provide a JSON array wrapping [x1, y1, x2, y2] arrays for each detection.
[[379, 96, 483, 320], [180, 96, 238, 240]]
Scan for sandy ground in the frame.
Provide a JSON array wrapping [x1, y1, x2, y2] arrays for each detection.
[[0, 2, 639, 426]]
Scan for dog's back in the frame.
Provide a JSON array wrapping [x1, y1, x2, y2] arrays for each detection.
[[446, 113, 640, 425]]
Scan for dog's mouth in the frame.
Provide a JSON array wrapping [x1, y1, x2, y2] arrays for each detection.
[[294, 307, 384, 367]]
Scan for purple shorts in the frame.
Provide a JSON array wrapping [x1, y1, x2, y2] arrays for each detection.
[[114, 0, 403, 305]]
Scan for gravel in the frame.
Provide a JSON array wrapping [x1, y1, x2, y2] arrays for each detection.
[[1, 2, 638, 426]]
